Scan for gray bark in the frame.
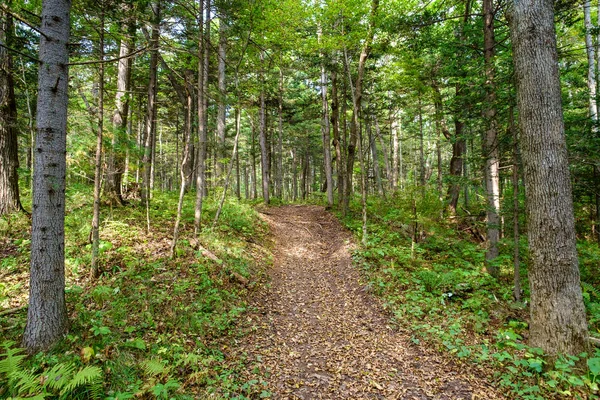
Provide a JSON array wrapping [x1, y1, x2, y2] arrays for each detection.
[[259, 51, 270, 204], [509, 0, 589, 355], [216, 19, 227, 181], [483, 0, 500, 277], [584, 0, 598, 127], [23, 0, 71, 353], [0, 4, 21, 216]]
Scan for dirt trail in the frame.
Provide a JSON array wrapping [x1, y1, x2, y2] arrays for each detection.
[[233, 205, 502, 399]]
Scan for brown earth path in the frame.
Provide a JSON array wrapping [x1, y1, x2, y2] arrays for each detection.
[[232, 205, 503, 399]]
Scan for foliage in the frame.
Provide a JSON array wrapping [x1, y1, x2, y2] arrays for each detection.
[[341, 191, 600, 399], [0, 190, 270, 399]]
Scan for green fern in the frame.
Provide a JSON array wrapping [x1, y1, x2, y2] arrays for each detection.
[[10, 369, 43, 396], [582, 281, 600, 300], [0, 341, 27, 377], [142, 359, 170, 377], [44, 362, 76, 392], [0, 342, 103, 399], [60, 366, 102, 399]]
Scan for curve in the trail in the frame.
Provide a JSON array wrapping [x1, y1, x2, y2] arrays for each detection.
[[233, 205, 501, 399]]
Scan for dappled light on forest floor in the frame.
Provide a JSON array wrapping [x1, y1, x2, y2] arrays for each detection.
[[231, 205, 502, 399]]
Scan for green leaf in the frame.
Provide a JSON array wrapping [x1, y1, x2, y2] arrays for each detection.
[[588, 357, 600, 376]]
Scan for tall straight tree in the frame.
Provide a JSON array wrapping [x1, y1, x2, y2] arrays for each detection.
[[23, 0, 71, 353], [318, 26, 334, 208], [195, 0, 210, 233], [482, 0, 500, 277], [0, 2, 21, 216], [216, 18, 227, 181], [509, 0, 589, 355], [258, 50, 269, 205], [105, 2, 135, 206]]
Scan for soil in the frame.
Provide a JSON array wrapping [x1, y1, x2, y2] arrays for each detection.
[[232, 205, 503, 399]]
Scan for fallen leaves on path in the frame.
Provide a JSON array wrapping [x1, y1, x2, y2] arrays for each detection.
[[231, 205, 503, 399]]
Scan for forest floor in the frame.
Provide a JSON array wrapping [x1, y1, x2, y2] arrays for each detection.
[[230, 205, 503, 399]]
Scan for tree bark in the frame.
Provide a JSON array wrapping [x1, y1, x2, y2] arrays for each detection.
[[259, 51, 270, 204], [331, 69, 344, 206], [483, 0, 500, 277], [509, 0, 589, 355], [584, 0, 598, 128], [0, 3, 21, 216], [23, 0, 71, 353], [216, 19, 227, 181], [105, 3, 134, 206], [194, 0, 209, 234], [342, 0, 378, 214], [91, 10, 105, 279]]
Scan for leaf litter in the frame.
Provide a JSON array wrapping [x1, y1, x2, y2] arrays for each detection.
[[229, 205, 503, 399]]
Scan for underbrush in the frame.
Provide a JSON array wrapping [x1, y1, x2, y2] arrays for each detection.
[[340, 190, 600, 399], [0, 187, 271, 399]]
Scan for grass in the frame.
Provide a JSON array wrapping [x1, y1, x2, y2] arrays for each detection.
[[0, 185, 271, 399]]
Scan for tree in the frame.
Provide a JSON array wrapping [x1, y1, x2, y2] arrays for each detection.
[[482, 0, 500, 277], [509, 0, 589, 355], [0, 2, 22, 216], [23, 0, 71, 353]]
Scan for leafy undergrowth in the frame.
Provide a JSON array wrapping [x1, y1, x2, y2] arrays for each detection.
[[340, 189, 600, 400], [0, 186, 271, 399]]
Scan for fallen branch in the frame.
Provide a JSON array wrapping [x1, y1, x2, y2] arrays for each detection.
[[0, 305, 26, 317]]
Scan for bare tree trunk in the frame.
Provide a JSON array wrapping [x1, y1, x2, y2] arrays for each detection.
[[213, 111, 241, 227], [418, 94, 425, 187], [509, 0, 589, 355], [23, 0, 71, 353], [251, 121, 257, 199], [331, 69, 344, 206], [374, 116, 390, 188], [291, 149, 298, 201], [259, 51, 270, 204], [391, 111, 399, 191], [369, 116, 384, 196], [141, 1, 160, 219], [276, 68, 284, 199], [318, 28, 334, 208], [585, 0, 598, 128], [483, 0, 500, 277], [0, 3, 21, 216], [91, 10, 105, 279], [216, 19, 227, 181], [342, 0, 378, 214], [105, 4, 134, 205], [194, 0, 209, 234], [510, 107, 521, 302]]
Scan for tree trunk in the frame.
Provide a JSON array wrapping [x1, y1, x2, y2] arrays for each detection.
[[509, 0, 589, 355], [105, 4, 134, 206], [342, 0, 378, 214], [483, 0, 500, 277], [216, 19, 227, 181], [319, 28, 334, 208], [141, 2, 160, 206], [194, 0, 209, 234], [0, 3, 21, 216], [511, 107, 521, 302], [23, 0, 71, 353], [259, 51, 270, 204], [447, 121, 465, 214], [276, 69, 284, 199], [91, 10, 105, 279], [331, 69, 344, 206], [391, 110, 400, 191], [585, 0, 598, 128], [369, 116, 384, 196]]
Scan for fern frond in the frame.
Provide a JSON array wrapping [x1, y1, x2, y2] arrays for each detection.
[[141, 359, 170, 377], [59, 366, 102, 397], [43, 362, 75, 392], [582, 282, 600, 300], [10, 369, 43, 395], [0, 342, 27, 377]]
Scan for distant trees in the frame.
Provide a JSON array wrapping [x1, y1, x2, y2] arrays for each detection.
[[22, 0, 71, 353]]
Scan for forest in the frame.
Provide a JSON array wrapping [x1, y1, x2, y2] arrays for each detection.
[[2, 0, 600, 397]]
